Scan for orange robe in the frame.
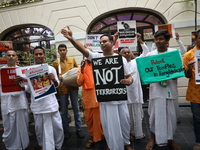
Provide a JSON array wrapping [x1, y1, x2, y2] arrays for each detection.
[[77, 61, 103, 142]]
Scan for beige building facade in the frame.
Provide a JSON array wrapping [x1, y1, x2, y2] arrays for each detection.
[[0, 0, 200, 103]]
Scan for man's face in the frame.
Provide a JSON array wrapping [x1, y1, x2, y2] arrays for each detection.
[[196, 32, 200, 48], [5, 50, 18, 66], [34, 49, 45, 64], [58, 47, 67, 58], [121, 48, 131, 61], [155, 35, 169, 50], [100, 36, 113, 52], [42, 75, 48, 81]]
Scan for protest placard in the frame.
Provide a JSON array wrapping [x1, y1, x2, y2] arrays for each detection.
[[25, 64, 56, 101], [117, 20, 137, 47], [92, 55, 127, 102], [154, 24, 176, 38], [16, 64, 42, 87], [194, 50, 200, 84], [85, 34, 103, 52], [136, 50, 185, 85], [0, 41, 13, 65], [0, 67, 23, 95]]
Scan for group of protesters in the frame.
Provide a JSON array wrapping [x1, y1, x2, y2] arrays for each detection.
[[0, 26, 200, 150]]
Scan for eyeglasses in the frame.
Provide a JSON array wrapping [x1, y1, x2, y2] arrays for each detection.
[[155, 38, 165, 41]]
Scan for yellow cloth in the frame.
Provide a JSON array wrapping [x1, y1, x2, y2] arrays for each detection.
[[42, 80, 51, 87], [53, 57, 78, 95], [183, 46, 200, 103]]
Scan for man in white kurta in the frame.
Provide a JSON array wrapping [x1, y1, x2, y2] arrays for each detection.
[[145, 30, 181, 150], [147, 48, 178, 146], [61, 26, 133, 150], [120, 47, 145, 140], [1, 50, 29, 150], [88, 51, 132, 150], [19, 46, 64, 150]]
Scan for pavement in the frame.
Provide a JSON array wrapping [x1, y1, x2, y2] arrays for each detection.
[[0, 105, 196, 150]]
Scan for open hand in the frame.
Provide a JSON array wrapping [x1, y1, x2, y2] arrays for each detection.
[[61, 26, 73, 40]]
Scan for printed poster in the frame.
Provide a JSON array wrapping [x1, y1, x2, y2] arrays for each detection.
[[117, 20, 137, 47], [0, 41, 13, 64], [136, 50, 185, 85], [0, 67, 23, 95], [85, 34, 103, 52], [16, 64, 41, 86], [194, 50, 200, 84], [25, 64, 56, 101], [92, 55, 127, 102], [154, 24, 176, 38]]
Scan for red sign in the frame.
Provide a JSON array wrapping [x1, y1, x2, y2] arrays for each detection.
[[0, 68, 22, 93]]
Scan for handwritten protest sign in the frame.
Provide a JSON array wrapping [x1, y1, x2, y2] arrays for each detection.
[[0, 67, 22, 95], [117, 20, 137, 47], [92, 55, 127, 102], [136, 50, 185, 85], [194, 50, 200, 84], [155, 24, 176, 38], [25, 64, 56, 101]]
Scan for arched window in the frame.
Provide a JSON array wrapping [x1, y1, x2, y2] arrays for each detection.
[[2, 24, 56, 66], [87, 8, 166, 41]]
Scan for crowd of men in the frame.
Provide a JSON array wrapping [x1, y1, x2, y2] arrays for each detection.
[[0, 28, 200, 150]]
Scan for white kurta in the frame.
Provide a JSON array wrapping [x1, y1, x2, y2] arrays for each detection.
[[25, 65, 64, 150], [146, 49, 178, 146], [0, 65, 29, 150], [88, 51, 131, 150], [126, 60, 144, 139], [126, 43, 148, 139]]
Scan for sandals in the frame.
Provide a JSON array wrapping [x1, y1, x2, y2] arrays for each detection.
[[85, 140, 94, 149]]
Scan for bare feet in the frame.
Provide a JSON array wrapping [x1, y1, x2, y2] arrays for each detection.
[[169, 140, 182, 150], [125, 145, 133, 150], [145, 139, 155, 150], [85, 140, 94, 148]]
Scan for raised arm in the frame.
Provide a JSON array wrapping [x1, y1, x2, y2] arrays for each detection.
[[175, 32, 186, 55], [137, 33, 150, 58], [61, 26, 89, 57]]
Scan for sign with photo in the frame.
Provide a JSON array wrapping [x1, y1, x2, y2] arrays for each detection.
[[194, 50, 200, 84], [16, 64, 41, 87], [117, 20, 137, 47], [136, 50, 185, 85], [0, 41, 13, 64], [0, 67, 23, 95], [92, 55, 127, 102], [25, 64, 56, 101], [154, 24, 176, 38]]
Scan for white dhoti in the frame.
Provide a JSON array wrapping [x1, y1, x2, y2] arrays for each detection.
[[100, 103, 130, 150], [127, 103, 144, 139], [148, 98, 177, 146], [34, 111, 64, 150], [2, 109, 29, 150]]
